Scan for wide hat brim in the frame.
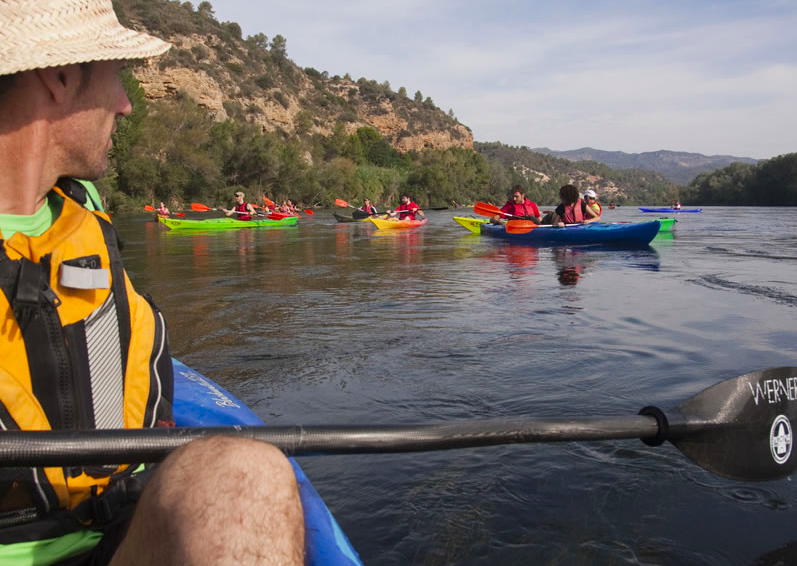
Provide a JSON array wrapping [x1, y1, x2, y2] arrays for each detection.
[[0, 0, 171, 76]]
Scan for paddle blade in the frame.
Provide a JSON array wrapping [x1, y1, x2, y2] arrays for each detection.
[[191, 203, 212, 212], [175, 212, 185, 217], [505, 220, 538, 234], [263, 196, 275, 206], [668, 367, 797, 481], [144, 205, 155, 212], [303, 209, 314, 215], [474, 202, 501, 217], [334, 199, 350, 208]]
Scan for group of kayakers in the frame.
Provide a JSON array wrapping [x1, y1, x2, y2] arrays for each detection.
[[490, 184, 602, 228], [219, 191, 306, 221], [0, 2, 304, 564]]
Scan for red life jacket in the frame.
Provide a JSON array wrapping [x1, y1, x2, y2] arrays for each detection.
[[587, 202, 602, 217], [396, 202, 420, 220], [562, 200, 585, 223], [235, 202, 252, 221], [501, 199, 540, 218]]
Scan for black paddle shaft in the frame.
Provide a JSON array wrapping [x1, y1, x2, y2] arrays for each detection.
[[1, 368, 795, 482]]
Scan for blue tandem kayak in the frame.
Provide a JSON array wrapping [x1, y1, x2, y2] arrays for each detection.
[[173, 359, 362, 565], [639, 207, 702, 213], [479, 220, 660, 246]]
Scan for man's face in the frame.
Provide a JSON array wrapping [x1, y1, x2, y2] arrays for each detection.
[[401, 196, 409, 204], [512, 192, 524, 203], [63, 60, 132, 180]]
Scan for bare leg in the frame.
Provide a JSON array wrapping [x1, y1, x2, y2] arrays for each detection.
[[110, 436, 304, 566]]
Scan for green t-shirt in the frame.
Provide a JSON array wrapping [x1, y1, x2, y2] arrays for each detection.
[[0, 180, 104, 240]]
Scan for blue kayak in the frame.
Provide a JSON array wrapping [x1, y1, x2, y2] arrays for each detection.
[[173, 359, 362, 566], [639, 207, 702, 213], [479, 221, 660, 245]]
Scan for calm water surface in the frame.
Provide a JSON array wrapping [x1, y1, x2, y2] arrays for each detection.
[[119, 207, 797, 565]]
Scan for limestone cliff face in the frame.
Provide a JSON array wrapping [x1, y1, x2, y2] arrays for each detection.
[[132, 34, 473, 154]]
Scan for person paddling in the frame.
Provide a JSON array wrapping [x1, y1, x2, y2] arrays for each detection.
[[387, 194, 424, 220], [492, 185, 541, 225], [223, 190, 256, 221], [0, 2, 304, 565], [156, 201, 170, 216], [360, 198, 378, 216]]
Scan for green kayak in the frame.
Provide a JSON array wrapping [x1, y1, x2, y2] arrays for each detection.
[[158, 216, 298, 231]]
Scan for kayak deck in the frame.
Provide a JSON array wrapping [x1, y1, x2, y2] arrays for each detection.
[[454, 216, 674, 234], [639, 207, 702, 213], [453, 216, 487, 234], [159, 216, 298, 230], [369, 217, 427, 229], [173, 359, 362, 565], [479, 220, 660, 245], [333, 212, 371, 223]]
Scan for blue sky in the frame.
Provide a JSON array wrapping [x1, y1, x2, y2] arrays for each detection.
[[209, 0, 796, 159]]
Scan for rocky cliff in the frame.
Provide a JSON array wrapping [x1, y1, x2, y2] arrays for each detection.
[[128, 23, 472, 154]]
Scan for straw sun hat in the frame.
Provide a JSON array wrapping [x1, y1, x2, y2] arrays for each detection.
[[0, 0, 171, 76]]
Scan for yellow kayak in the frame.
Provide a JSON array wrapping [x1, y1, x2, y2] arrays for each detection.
[[453, 216, 487, 234], [368, 217, 427, 230]]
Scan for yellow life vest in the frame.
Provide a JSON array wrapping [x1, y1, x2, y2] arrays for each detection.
[[0, 183, 173, 520]]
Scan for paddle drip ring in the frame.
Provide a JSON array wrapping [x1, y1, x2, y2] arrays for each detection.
[[638, 406, 669, 446]]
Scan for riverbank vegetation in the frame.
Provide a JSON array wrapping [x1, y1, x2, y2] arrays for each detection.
[[682, 153, 797, 205]]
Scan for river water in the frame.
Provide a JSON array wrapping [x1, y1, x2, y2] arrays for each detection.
[[120, 206, 797, 565]]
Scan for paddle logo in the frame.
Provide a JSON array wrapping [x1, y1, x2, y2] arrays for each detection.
[[770, 415, 793, 465]]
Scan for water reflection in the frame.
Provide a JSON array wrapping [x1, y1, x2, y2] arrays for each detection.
[[369, 229, 426, 264], [551, 247, 594, 286]]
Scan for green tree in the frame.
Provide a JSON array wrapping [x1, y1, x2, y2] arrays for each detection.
[[197, 1, 215, 19], [270, 34, 287, 60]]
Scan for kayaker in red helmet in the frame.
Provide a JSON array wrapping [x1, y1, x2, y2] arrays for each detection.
[[387, 194, 425, 221], [224, 190, 256, 220], [492, 185, 541, 225]]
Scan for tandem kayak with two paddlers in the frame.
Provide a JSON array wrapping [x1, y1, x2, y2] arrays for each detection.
[[454, 217, 670, 242], [158, 216, 299, 231], [478, 220, 661, 245]]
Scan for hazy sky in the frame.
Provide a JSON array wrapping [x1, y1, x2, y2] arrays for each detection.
[[208, 0, 796, 159]]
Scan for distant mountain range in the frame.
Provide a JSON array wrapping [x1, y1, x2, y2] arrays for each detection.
[[531, 147, 758, 185]]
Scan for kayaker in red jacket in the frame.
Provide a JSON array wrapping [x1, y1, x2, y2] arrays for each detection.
[[224, 190, 256, 220], [388, 194, 424, 221], [360, 198, 378, 215], [551, 184, 600, 226], [492, 185, 541, 225]]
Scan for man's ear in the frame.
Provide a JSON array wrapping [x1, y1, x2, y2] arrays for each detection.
[[35, 65, 81, 104]]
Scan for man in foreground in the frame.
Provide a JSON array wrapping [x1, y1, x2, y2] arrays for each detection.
[[0, 1, 303, 564]]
